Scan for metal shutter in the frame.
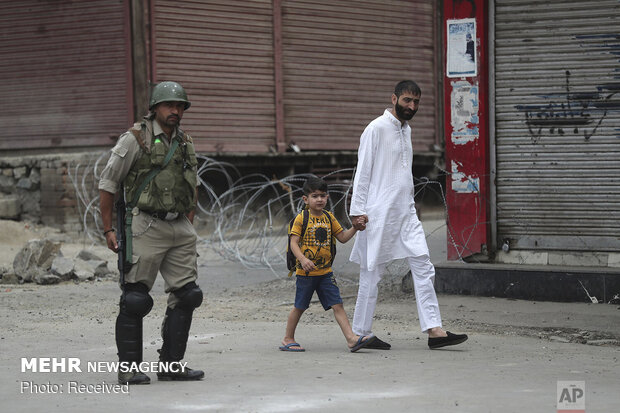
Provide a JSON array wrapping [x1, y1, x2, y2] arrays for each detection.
[[281, 0, 438, 153], [494, 0, 620, 251], [0, 0, 132, 150], [151, 0, 276, 153]]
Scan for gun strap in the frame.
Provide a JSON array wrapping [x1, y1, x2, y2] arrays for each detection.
[[124, 138, 179, 260]]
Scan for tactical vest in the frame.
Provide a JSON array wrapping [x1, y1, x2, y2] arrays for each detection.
[[123, 120, 198, 214]]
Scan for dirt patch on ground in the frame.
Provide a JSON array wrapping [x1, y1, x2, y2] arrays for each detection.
[[213, 277, 620, 346]]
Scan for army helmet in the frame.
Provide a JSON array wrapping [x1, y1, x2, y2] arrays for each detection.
[[149, 81, 191, 110]]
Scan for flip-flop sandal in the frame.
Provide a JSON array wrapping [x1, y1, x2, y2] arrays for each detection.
[[350, 335, 377, 353], [279, 342, 305, 352]]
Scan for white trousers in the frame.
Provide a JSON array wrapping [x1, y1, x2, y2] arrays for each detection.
[[352, 255, 442, 335]]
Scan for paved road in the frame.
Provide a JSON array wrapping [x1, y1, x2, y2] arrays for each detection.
[[4, 293, 619, 413], [1, 218, 619, 412]]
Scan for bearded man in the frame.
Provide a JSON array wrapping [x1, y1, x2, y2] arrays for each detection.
[[349, 80, 468, 350]]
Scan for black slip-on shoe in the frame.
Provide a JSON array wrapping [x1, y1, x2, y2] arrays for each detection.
[[428, 331, 468, 349], [364, 336, 391, 350], [118, 371, 151, 385]]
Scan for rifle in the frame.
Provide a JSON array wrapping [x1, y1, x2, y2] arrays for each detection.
[[115, 183, 132, 285]]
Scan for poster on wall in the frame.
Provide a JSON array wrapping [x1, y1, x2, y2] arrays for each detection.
[[450, 80, 479, 146], [447, 18, 476, 77]]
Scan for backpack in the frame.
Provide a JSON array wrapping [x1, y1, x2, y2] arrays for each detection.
[[287, 209, 337, 276]]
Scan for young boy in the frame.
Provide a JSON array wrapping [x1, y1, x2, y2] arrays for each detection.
[[279, 177, 376, 352]]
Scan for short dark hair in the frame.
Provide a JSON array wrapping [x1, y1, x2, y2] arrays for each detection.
[[394, 80, 421, 97], [303, 176, 328, 195]]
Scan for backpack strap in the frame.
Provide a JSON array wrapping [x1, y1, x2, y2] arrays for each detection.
[[321, 210, 331, 223], [300, 209, 309, 239], [288, 209, 309, 240], [287, 209, 310, 277], [322, 211, 337, 267]]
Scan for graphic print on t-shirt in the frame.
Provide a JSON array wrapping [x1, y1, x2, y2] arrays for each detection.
[[290, 211, 342, 276]]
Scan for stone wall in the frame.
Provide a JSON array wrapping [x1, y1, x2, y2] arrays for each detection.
[[0, 152, 108, 233]]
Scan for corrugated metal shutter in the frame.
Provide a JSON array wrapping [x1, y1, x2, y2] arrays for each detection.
[[494, 0, 620, 251], [281, 0, 438, 153], [151, 0, 276, 153], [0, 0, 132, 150]]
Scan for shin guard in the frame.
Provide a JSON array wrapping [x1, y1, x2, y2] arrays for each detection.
[[116, 283, 153, 362], [159, 307, 193, 361]]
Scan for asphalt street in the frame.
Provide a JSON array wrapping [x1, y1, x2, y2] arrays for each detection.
[[1, 218, 618, 412]]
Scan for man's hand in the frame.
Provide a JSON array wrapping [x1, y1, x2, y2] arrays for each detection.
[[105, 231, 119, 253], [351, 215, 369, 231], [99, 190, 120, 252]]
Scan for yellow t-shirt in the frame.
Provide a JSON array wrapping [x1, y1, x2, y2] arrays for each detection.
[[290, 210, 343, 276]]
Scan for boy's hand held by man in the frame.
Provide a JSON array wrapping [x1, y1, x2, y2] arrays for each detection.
[[351, 215, 369, 231]]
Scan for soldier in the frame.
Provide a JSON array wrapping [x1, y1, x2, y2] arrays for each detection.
[[99, 81, 204, 384]]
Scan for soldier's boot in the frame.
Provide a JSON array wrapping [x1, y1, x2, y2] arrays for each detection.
[[118, 371, 151, 385], [157, 283, 204, 381], [156, 363, 204, 381], [116, 283, 153, 385]]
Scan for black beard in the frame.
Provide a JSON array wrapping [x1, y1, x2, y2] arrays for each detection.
[[395, 102, 416, 121], [164, 116, 180, 128]]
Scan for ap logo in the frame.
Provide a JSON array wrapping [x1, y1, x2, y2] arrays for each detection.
[[557, 381, 585, 413]]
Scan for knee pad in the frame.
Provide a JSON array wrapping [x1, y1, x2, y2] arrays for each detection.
[[173, 282, 203, 310], [121, 283, 153, 317]]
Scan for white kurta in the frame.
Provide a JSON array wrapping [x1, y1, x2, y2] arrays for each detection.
[[349, 109, 429, 271]]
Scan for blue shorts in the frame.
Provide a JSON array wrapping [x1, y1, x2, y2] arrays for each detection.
[[294, 272, 343, 311]]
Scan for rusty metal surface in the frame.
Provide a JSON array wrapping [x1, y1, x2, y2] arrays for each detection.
[[280, 0, 438, 153], [0, 0, 132, 150], [150, 0, 439, 154], [151, 0, 277, 153]]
